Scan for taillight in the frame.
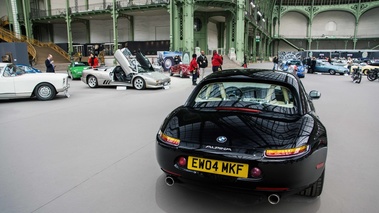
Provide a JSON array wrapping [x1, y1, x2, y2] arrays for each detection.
[[264, 145, 309, 158], [158, 130, 180, 146]]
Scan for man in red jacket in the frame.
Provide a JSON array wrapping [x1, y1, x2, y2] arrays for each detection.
[[189, 53, 199, 85], [211, 50, 223, 73]]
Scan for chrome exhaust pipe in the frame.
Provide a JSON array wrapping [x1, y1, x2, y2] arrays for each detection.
[[267, 194, 280, 205], [165, 176, 175, 186]]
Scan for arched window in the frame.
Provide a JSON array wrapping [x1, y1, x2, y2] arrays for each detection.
[[325, 21, 337, 31]]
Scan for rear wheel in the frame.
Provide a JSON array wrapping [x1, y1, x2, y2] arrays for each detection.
[[87, 75, 98, 88], [299, 170, 325, 197], [35, 83, 56, 101], [367, 70, 378, 81]]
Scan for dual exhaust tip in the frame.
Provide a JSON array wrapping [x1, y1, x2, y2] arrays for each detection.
[[165, 175, 281, 205]]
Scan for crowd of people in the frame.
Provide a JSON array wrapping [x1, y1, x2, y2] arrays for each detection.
[[187, 50, 225, 85]]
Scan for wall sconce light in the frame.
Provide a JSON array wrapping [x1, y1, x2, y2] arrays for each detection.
[[262, 18, 265, 22], [250, 2, 256, 8], [257, 11, 262, 17]]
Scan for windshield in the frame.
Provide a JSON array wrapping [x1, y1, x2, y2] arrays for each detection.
[[74, 62, 89, 66], [192, 82, 298, 115]]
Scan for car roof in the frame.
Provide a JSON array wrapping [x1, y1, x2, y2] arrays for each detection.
[[203, 69, 300, 89]]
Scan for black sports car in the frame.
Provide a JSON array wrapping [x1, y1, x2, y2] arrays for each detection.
[[156, 69, 327, 204]]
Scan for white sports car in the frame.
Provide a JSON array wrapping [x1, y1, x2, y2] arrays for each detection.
[[81, 49, 170, 90], [0, 63, 70, 101]]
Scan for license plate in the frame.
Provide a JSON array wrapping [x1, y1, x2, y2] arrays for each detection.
[[187, 156, 249, 178]]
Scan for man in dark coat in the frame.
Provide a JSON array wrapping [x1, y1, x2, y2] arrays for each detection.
[[45, 54, 55, 73], [197, 50, 208, 78]]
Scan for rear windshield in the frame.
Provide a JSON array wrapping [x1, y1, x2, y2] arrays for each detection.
[[193, 82, 298, 115]]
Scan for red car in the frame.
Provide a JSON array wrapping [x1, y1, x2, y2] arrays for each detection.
[[169, 64, 191, 78]]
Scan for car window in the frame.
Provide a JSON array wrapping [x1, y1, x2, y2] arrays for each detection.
[[193, 82, 298, 115], [3, 65, 25, 77]]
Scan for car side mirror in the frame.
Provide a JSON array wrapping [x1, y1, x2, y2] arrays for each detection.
[[309, 90, 321, 99]]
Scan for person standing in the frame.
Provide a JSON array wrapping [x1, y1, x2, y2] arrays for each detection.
[[88, 53, 99, 67], [45, 54, 55, 73], [273, 55, 278, 70], [211, 50, 223, 73], [189, 53, 199, 85], [197, 51, 208, 78], [310, 57, 316, 73]]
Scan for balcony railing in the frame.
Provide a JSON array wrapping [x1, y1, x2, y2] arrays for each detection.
[[30, 0, 169, 19]]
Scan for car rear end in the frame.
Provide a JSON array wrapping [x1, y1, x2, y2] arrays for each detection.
[[156, 71, 327, 202]]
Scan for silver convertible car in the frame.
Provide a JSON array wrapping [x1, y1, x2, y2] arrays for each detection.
[[81, 49, 170, 90]]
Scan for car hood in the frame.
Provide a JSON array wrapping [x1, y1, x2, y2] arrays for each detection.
[[24, 73, 68, 79], [161, 107, 315, 152]]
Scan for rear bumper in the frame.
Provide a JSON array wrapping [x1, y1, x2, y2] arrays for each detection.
[[156, 141, 327, 196]]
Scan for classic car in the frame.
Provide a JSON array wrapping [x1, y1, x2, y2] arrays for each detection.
[[81, 50, 170, 90], [353, 62, 379, 75], [0, 63, 70, 101], [67, 61, 90, 79], [156, 69, 327, 204], [169, 63, 191, 78], [312, 60, 348, 75], [16, 64, 41, 73], [281, 59, 306, 78]]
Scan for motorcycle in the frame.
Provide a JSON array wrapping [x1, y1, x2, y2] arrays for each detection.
[[367, 68, 379, 81], [351, 67, 362, 84]]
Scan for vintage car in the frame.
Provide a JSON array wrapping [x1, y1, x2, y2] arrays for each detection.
[[16, 64, 41, 73], [156, 69, 327, 204], [67, 61, 90, 80], [281, 59, 306, 78], [81, 50, 170, 90], [354, 62, 379, 75], [169, 63, 191, 78], [0, 63, 70, 101], [312, 60, 348, 75]]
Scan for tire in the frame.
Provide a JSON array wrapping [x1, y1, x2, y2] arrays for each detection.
[[35, 83, 56, 101], [87, 75, 98, 88], [69, 71, 75, 80], [133, 77, 146, 90], [163, 57, 174, 71], [363, 69, 369, 75], [367, 71, 377, 81], [299, 170, 325, 197], [357, 73, 362, 84], [329, 69, 336, 75]]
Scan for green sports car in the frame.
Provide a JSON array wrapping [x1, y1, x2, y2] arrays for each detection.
[[67, 61, 90, 80]]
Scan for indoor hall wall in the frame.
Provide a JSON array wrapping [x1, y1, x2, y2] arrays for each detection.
[[357, 8, 379, 38], [279, 12, 307, 38], [52, 18, 131, 43], [53, 15, 169, 43], [133, 15, 169, 41], [312, 11, 355, 38]]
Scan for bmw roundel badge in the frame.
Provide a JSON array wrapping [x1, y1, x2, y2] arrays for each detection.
[[216, 136, 228, 143]]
